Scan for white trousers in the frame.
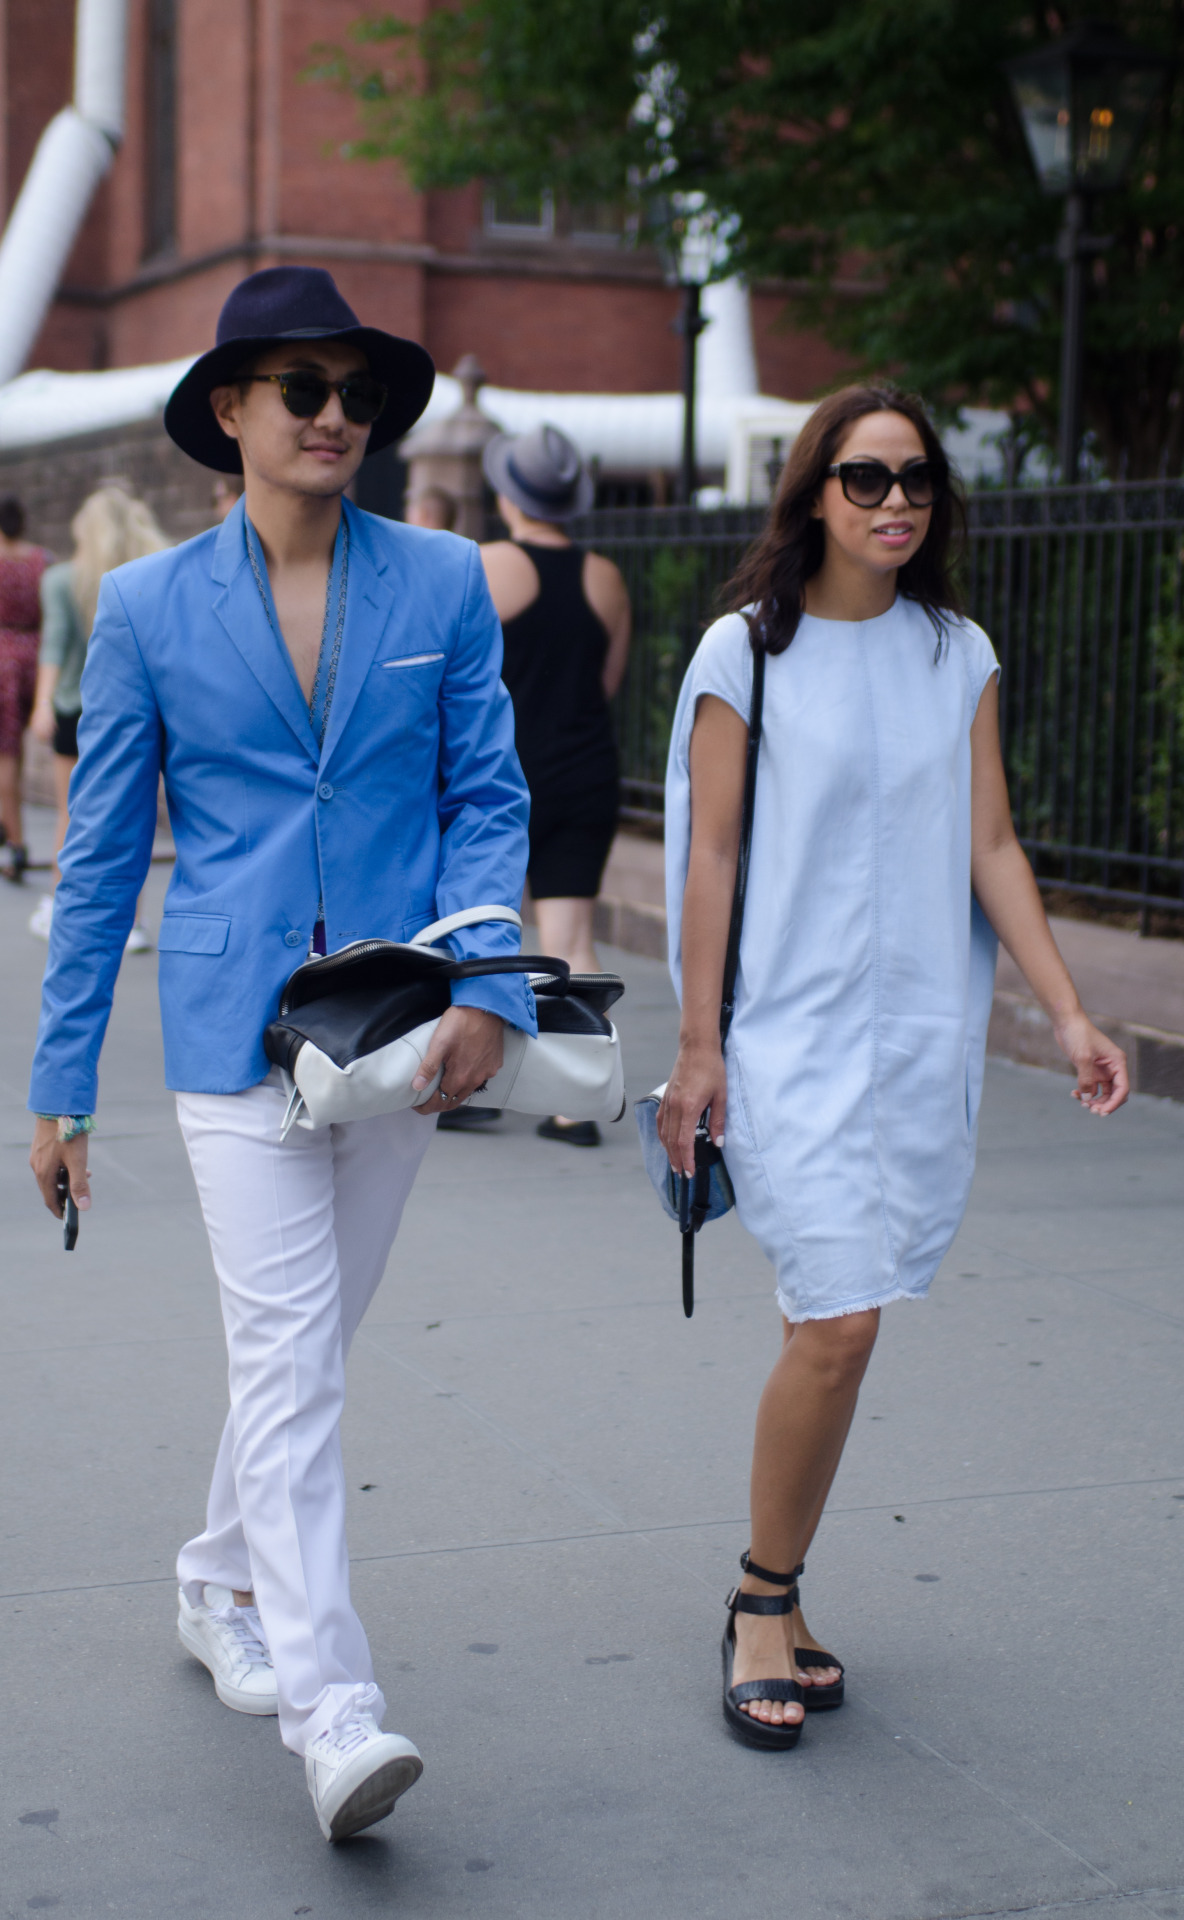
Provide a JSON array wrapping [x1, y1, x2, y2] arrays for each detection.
[[175, 1069, 432, 1753]]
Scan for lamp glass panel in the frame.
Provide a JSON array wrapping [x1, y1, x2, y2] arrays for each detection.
[[1011, 65, 1073, 193], [1071, 63, 1163, 189]]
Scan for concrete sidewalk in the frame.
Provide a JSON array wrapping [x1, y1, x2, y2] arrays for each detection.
[[2, 865, 1182, 1920]]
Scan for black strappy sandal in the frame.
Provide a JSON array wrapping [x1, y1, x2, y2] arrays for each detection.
[[793, 1559, 846, 1712], [721, 1553, 805, 1751]]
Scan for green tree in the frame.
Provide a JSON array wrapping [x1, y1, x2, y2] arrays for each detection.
[[318, 2, 1184, 475]]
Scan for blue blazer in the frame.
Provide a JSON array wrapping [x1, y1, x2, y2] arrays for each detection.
[[29, 498, 535, 1111]]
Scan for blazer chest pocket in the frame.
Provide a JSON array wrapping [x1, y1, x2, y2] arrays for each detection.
[[379, 652, 445, 670], [158, 913, 230, 955]]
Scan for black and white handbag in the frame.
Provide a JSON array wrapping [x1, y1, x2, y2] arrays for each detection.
[[264, 906, 626, 1138]]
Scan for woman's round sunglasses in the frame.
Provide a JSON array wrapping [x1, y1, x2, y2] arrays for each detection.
[[825, 458, 944, 509], [240, 369, 388, 426]]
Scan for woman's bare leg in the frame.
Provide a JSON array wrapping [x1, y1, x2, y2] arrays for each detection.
[[0, 750, 22, 847], [730, 1307, 880, 1727], [533, 896, 600, 976], [533, 897, 601, 1124]]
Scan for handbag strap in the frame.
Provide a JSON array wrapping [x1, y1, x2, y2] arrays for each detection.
[[407, 903, 568, 990], [719, 641, 765, 1046], [679, 640, 765, 1318], [410, 905, 523, 947]]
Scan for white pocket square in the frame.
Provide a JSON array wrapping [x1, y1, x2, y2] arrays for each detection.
[[381, 652, 445, 669]]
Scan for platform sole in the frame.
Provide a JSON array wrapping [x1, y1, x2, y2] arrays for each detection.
[[801, 1682, 845, 1712], [797, 1649, 845, 1712], [720, 1635, 804, 1751]]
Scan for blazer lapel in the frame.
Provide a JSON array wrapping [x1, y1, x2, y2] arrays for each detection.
[[210, 499, 318, 759], [317, 500, 395, 771]]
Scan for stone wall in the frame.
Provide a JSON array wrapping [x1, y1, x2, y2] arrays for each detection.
[[0, 418, 220, 558]]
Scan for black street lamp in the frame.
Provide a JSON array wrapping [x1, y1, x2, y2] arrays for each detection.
[[672, 280, 710, 506], [1006, 23, 1169, 482], [655, 193, 714, 505]]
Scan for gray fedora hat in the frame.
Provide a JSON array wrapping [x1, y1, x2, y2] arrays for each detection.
[[483, 423, 594, 522]]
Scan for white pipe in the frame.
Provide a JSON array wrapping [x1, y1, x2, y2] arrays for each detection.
[[0, 0, 127, 388], [0, 361, 1011, 488], [74, 0, 128, 141], [699, 278, 760, 402]]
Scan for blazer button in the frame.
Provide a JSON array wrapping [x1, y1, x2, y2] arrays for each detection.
[[318, 781, 334, 800], [284, 930, 303, 947]]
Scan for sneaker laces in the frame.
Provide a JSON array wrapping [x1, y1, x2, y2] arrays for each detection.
[[312, 1695, 382, 1761], [321, 1717, 375, 1759], [211, 1602, 270, 1666]]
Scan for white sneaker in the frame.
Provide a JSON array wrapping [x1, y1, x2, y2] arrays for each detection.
[[124, 922, 153, 953], [28, 893, 54, 940], [177, 1584, 278, 1715], [305, 1712, 423, 1841]]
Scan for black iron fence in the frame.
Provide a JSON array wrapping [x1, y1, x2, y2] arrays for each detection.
[[568, 481, 1184, 921]]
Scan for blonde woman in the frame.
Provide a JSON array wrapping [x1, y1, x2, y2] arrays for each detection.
[[29, 485, 170, 943]]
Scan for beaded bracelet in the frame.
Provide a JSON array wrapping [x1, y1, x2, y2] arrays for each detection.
[[35, 1113, 96, 1144]]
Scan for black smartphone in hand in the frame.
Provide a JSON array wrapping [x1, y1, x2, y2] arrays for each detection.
[[55, 1166, 79, 1251]]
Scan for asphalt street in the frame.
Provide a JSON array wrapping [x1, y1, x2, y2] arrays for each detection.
[[2, 854, 1182, 1920]]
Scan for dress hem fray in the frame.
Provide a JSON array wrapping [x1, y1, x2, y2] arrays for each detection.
[[775, 1283, 927, 1323]]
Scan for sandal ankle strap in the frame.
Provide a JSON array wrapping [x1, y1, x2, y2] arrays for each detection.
[[726, 1584, 796, 1618], [740, 1551, 804, 1586]]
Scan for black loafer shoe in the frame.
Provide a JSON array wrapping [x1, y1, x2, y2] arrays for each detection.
[[536, 1118, 601, 1148]]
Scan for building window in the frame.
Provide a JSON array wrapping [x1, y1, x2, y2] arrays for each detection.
[[484, 185, 554, 239], [143, 0, 178, 259], [569, 202, 627, 248]]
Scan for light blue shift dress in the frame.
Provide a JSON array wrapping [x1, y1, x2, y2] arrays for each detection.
[[665, 598, 1001, 1322]]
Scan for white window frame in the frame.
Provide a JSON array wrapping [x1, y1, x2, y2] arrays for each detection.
[[483, 186, 555, 240]]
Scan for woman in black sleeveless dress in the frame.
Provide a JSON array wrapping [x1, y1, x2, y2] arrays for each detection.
[[479, 424, 631, 1146]]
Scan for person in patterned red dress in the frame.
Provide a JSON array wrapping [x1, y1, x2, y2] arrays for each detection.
[[0, 497, 52, 883]]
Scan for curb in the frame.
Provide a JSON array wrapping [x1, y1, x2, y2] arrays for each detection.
[[593, 895, 668, 962], [988, 991, 1184, 1103], [593, 893, 1184, 1105]]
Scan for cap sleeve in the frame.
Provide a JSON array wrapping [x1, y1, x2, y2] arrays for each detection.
[[686, 610, 755, 725], [952, 616, 999, 708]]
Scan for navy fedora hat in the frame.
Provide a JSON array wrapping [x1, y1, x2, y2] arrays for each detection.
[[164, 265, 435, 474]]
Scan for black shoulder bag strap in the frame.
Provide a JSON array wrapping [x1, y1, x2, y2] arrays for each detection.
[[679, 639, 766, 1317], [720, 640, 766, 1049]]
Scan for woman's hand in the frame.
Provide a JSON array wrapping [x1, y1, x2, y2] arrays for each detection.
[[658, 1039, 728, 1177], [30, 698, 56, 746], [1053, 1011, 1129, 1116]]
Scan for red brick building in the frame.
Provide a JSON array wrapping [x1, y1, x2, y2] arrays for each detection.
[[0, 0, 842, 399]]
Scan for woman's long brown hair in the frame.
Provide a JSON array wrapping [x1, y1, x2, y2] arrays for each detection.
[[724, 385, 966, 656]]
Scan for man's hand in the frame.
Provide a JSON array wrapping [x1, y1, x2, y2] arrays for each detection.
[[411, 1007, 505, 1116], [30, 1118, 92, 1216]]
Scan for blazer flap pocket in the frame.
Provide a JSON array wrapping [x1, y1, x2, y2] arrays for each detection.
[[158, 913, 231, 956]]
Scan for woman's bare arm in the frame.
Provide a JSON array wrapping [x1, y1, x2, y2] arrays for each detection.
[[30, 661, 60, 744], [657, 694, 747, 1174], [583, 552, 632, 698], [479, 541, 539, 624], [970, 677, 1128, 1114]]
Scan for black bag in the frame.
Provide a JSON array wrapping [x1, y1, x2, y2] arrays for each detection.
[[263, 907, 626, 1136], [634, 641, 765, 1316]]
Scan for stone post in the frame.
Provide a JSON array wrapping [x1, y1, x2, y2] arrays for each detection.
[[399, 353, 499, 540]]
